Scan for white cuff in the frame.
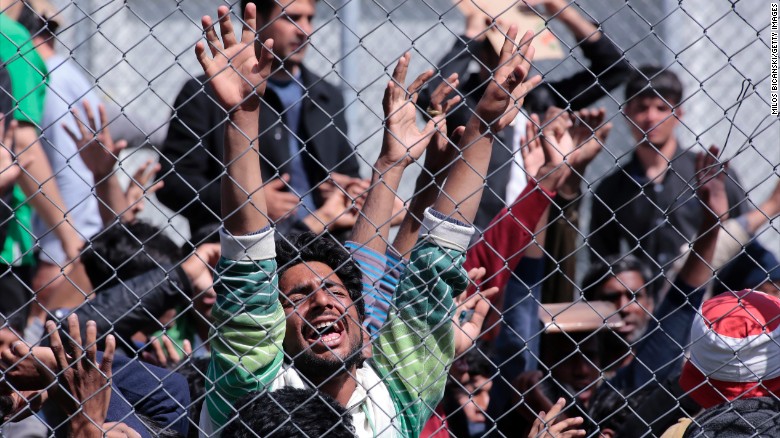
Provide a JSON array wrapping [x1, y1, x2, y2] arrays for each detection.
[[220, 227, 276, 261], [421, 208, 475, 252]]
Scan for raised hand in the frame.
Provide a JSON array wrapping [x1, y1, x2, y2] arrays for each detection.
[[474, 26, 542, 132], [526, 109, 572, 192], [46, 314, 116, 438], [141, 336, 192, 369], [381, 53, 460, 168], [695, 145, 729, 220], [569, 107, 611, 173], [64, 101, 126, 181], [453, 267, 499, 355], [528, 397, 585, 438], [195, 4, 274, 112]]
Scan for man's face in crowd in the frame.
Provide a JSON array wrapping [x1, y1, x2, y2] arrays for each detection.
[[624, 95, 681, 148], [279, 261, 364, 378], [595, 271, 652, 343], [547, 334, 601, 405], [455, 374, 493, 426], [258, 0, 315, 67]]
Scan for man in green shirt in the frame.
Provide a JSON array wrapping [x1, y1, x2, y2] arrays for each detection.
[[0, 4, 85, 331]]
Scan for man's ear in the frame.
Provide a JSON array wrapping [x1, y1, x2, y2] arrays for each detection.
[[601, 428, 616, 438], [675, 104, 684, 121]]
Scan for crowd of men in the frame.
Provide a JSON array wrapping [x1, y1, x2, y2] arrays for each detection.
[[0, 0, 779, 436]]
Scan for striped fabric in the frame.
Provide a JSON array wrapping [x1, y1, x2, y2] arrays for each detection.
[[203, 212, 472, 437], [347, 242, 407, 337]]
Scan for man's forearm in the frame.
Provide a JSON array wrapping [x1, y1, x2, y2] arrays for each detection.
[[94, 175, 131, 225], [351, 157, 405, 256], [433, 118, 493, 225], [221, 110, 266, 235], [14, 127, 82, 256]]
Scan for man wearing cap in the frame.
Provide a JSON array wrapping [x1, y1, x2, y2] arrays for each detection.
[[660, 290, 780, 436]]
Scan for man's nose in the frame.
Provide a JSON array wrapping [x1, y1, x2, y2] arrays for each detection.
[[310, 288, 333, 308]]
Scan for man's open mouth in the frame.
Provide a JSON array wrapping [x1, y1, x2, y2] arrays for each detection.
[[304, 317, 346, 349]]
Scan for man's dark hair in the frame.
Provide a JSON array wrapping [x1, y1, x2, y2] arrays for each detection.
[[625, 65, 684, 106], [81, 222, 183, 290], [240, 0, 318, 20], [16, 4, 59, 38], [276, 232, 365, 320], [581, 255, 653, 302], [222, 387, 355, 437]]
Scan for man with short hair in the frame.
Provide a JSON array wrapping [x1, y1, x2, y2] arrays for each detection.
[[159, 0, 362, 239], [589, 66, 747, 279]]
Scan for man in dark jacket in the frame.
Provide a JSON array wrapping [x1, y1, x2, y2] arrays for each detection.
[[159, 0, 361, 238], [589, 66, 747, 284]]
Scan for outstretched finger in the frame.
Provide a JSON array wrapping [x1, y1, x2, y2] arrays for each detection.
[[69, 108, 91, 143], [82, 100, 98, 134], [497, 25, 519, 65], [46, 321, 69, 372], [217, 6, 238, 49], [84, 320, 98, 367], [240, 2, 257, 45], [543, 397, 568, 423], [194, 41, 215, 76], [97, 104, 111, 139], [100, 334, 115, 379], [66, 314, 83, 361], [408, 69, 434, 103], [549, 416, 584, 433], [257, 38, 275, 82], [201, 15, 222, 58], [162, 336, 180, 365]]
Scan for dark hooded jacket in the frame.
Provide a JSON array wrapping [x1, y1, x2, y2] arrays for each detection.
[[682, 397, 780, 437]]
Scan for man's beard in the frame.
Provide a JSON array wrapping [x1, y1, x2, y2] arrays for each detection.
[[294, 338, 364, 380]]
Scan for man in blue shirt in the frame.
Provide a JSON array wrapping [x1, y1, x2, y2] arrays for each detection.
[[159, 0, 362, 239]]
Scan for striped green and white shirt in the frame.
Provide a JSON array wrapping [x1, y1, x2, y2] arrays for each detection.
[[200, 209, 473, 437]]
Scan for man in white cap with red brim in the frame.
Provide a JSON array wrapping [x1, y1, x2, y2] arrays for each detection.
[[661, 289, 780, 436]]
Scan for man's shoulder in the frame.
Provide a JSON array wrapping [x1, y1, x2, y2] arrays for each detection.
[[300, 67, 343, 103]]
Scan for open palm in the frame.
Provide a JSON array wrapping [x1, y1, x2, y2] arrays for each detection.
[[195, 4, 274, 112], [382, 53, 459, 167]]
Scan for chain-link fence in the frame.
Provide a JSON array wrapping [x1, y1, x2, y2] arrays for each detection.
[[0, 0, 779, 436]]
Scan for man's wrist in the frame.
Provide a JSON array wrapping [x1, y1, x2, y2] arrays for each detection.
[[372, 157, 407, 177]]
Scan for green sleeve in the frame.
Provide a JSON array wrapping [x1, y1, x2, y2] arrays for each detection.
[[0, 14, 47, 126], [205, 256, 285, 430], [372, 240, 468, 437]]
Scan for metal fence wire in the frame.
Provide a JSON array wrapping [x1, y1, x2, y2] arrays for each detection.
[[0, 0, 779, 436]]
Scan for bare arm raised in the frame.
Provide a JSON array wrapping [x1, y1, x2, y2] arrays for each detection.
[[433, 26, 541, 225], [194, 4, 274, 234]]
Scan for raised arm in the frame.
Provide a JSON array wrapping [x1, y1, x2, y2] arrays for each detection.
[[350, 53, 458, 255], [194, 5, 274, 234], [433, 26, 541, 225], [195, 5, 284, 434]]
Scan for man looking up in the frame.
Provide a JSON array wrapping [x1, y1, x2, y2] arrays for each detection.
[[193, 3, 540, 436], [159, 0, 363, 239]]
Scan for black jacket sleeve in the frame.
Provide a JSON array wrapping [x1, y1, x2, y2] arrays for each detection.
[[158, 78, 225, 229], [588, 176, 622, 261], [525, 34, 632, 113], [67, 266, 192, 352]]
